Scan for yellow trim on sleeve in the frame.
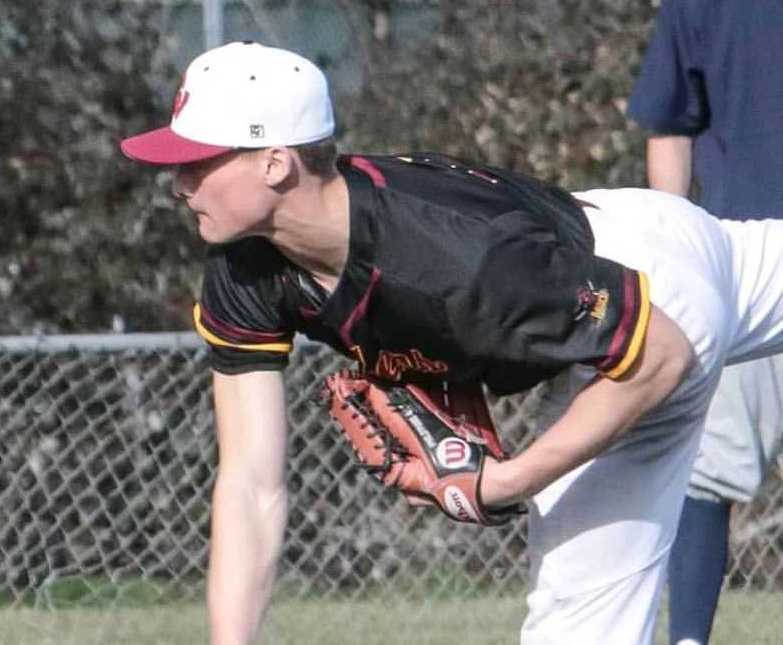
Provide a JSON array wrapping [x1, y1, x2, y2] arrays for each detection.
[[192, 304, 293, 353], [603, 271, 651, 379]]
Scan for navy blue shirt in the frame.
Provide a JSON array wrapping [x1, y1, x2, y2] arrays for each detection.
[[627, 0, 783, 219]]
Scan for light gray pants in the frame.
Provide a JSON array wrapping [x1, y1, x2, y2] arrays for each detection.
[[689, 356, 783, 503]]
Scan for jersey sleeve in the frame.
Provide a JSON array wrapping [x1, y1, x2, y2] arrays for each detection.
[[451, 210, 651, 386], [195, 238, 294, 375], [626, 0, 709, 135]]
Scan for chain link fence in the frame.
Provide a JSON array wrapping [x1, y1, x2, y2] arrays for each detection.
[[1, 333, 782, 610]]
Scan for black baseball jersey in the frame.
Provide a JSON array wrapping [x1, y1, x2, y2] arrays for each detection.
[[194, 153, 650, 395]]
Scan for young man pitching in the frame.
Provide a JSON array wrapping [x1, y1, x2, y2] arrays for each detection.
[[121, 42, 783, 645]]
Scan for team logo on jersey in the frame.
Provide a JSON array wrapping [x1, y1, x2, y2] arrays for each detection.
[[574, 281, 609, 322], [435, 438, 471, 469]]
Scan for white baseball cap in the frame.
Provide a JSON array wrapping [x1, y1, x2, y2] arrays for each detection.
[[121, 41, 335, 165]]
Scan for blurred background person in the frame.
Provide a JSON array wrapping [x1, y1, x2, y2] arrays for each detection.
[[627, 2, 783, 643]]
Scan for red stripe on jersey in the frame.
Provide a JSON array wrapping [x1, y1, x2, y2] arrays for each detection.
[[597, 269, 639, 372], [199, 304, 290, 344], [350, 156, 388, 188], [339, 267, 382, 349]]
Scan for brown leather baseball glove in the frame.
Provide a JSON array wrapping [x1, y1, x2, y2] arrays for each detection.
[[321, 371, 524, 525]]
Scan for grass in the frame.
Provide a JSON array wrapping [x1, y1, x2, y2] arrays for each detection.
[[1, 590, 781, 644]]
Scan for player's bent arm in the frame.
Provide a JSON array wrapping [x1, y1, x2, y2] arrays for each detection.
[[646, 135, 692, 196], [481, 304, 695, 506], [208, 369, 288, 645]]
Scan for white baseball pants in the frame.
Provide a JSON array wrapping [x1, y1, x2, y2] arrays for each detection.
[[519, 188, 783, 645]]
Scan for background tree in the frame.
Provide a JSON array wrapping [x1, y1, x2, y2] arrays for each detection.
[[0, 0, 656, 334]]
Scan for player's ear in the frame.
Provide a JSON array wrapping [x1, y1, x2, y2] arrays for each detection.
[[261, 147, 296, 188]]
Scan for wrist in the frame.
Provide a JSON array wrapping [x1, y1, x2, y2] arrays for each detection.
[[480, 456, 529, 509]]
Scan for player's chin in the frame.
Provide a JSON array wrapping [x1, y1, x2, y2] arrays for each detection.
[[195, 215, 228, 244]]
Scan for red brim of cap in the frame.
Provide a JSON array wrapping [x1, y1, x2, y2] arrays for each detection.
[[120, 126, 233, 165]]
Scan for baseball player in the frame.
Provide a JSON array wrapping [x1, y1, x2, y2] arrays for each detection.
[[120, 42, 783, 645]]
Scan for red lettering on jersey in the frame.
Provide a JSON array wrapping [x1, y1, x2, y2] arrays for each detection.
[[373, 348, 448, 381], [350, 345, 368, 372]]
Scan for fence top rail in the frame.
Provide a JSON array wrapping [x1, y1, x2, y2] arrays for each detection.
[[0, 332, 323, 354], [0, 332, 205, 353]]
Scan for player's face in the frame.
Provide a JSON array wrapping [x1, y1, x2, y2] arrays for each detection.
[[173, 152, 277, 244]]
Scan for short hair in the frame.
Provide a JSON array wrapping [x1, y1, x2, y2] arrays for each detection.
[[294, 137, 338, 177], [241, 138, 338, 178]]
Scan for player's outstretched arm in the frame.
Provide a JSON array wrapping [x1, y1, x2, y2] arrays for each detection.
[[481, 304, 695, 506], [208, 370, 289, 645]]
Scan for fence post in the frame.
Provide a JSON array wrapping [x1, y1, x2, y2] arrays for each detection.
[[203, 0, 224, 50]]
